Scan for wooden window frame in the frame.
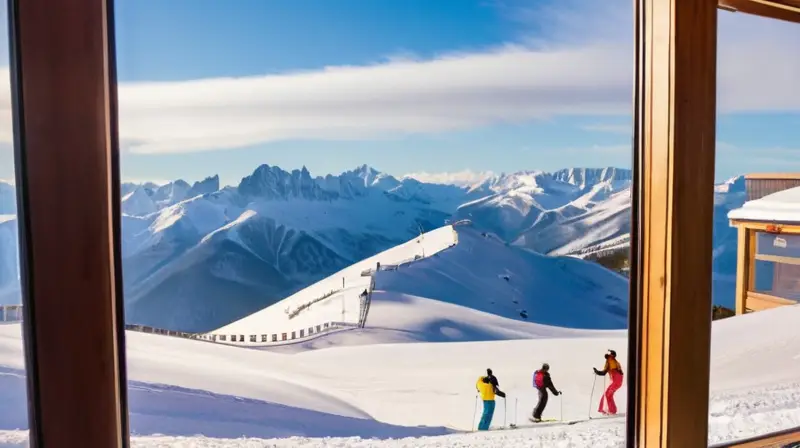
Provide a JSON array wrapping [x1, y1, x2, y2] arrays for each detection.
[[5, 0, 800, 446], [8, 0, 128, 446], [631, 0, 800, 447]]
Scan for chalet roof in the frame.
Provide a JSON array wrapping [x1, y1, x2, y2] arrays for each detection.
[[729, 185, 800, 223]]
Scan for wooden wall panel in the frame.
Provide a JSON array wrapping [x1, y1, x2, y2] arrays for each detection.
[[8, 0, 128, 446], [635, 0, 718, 446]]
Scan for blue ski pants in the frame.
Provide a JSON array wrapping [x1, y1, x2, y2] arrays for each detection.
[[478, 400, 496, 430]]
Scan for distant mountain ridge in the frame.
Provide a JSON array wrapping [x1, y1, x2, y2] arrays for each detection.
[[0, 166, 746, 330]]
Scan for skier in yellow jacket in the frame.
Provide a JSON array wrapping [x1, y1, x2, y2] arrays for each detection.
[[475, 368, 506, 430]]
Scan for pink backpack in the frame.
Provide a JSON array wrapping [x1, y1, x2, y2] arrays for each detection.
[[534, 370, 545, 389]]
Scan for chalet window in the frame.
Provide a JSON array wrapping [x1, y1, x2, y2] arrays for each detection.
[[249, 335, 256, 343], [262, 335, 267, 342]]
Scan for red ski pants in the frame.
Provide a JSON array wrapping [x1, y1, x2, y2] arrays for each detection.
[[599, 371, 623, 414]]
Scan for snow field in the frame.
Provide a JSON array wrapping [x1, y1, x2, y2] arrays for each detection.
[[0, 306, 798, 446], [208, 225, 458, 339]]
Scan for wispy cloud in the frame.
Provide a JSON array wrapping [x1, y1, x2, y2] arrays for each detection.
[[404, 170, 496, 186], [0, 1, 795, 155], [717, 143, 800, 166], [580, 124, 631, 135]]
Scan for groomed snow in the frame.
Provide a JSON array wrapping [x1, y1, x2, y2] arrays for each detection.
[[728, 185, 800, 223], [375, 228, 628, 330], [208, 225, 458, 338], [0, 306, 799, 447]]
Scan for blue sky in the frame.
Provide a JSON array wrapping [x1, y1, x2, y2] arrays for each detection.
[[2, 0, 799, 186]]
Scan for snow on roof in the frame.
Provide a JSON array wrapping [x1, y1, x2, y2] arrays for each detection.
[[728, 185, 800, 223]]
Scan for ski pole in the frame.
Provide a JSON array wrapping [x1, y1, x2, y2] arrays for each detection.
[[473, 394, 478, 431], [588, 375, 595, 418], [515, 397, 518, 427], [503, 396, 507, 428], [560, 393, 564, 422]]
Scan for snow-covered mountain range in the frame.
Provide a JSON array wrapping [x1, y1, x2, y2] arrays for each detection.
[[0, 165, 746, 330]]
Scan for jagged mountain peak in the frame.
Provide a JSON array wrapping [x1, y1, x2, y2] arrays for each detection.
[[550, 167, 632, 189], [715, 175, 745, 194], [187, 175, 221, 199], [238, 164, 333, 201], [121, 186, 158, 216]]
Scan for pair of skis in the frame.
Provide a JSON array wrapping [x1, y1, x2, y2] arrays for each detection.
[[500, 413, 624, 431]]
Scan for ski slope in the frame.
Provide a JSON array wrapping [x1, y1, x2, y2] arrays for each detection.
[[207, 223, 627, 346], [375, 227, 628, 329], [207, 225, 459, 340], [0, 306, 799, 447]]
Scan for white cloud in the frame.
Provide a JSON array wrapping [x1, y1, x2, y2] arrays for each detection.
[[404, 170, 496, 186], [0, 1, 794, 155], [580, 124, 631, 135]]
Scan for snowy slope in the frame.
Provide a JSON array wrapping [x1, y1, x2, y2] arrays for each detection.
[[209, 223, 626, 347], [1, 305, 799, 446], [375, 227, 628, 330], [514, 186, 631, 256], [121, 187, 158, 216], [269, 291, 618, 353], [456, 168, 632, 245], [208, 225, 459, 339]]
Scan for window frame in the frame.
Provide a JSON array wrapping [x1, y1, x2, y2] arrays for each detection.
[[8, 0, 129, 446], [631, 0, 800, 447], [5, 0, 799, 446]]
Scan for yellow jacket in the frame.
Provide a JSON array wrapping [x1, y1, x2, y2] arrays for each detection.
[[476, 376, 495, 401], [605, 358, 623, 374]]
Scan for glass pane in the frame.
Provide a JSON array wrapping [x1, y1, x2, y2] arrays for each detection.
[[0, 0, 31, 440], [753, 259, 800, 301], [755, 231, 800, 258], [116, 0, 633, 444], [711, 7, 800, 445]]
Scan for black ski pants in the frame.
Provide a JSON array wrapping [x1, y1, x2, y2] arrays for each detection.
[[533, 388, 548, 419]]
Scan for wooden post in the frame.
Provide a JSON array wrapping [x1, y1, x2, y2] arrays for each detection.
[[8, 0, 128, 446], [735, 226, 754, 315], [635, 0, 717, 446]]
